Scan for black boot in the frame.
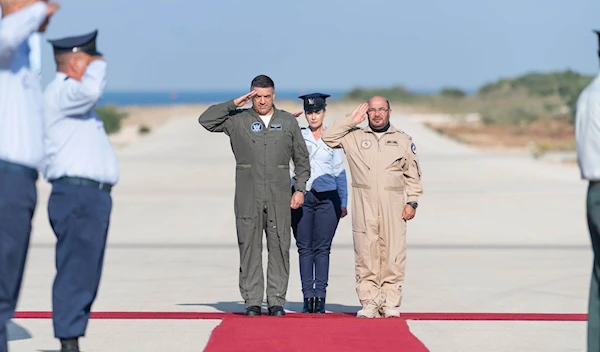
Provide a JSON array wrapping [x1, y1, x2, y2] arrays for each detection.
[[302, 297, 315, 313], [245, 306, 262, 316], [60, 338, 80, 352], [315, 297, 326, 314], [268, 305, 286, 316]]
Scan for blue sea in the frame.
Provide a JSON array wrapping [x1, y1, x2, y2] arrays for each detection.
[[98, 90, 348, 107]]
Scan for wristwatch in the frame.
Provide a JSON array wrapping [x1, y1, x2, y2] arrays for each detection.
[[407, 202, 418, 209]]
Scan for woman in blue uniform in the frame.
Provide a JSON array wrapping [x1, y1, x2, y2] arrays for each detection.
[[292, 93, 348, 314]]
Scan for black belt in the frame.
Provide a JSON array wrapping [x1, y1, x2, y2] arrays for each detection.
[[52, 176, 113, 192], [310, 188, 337, 194], [0, 159, 38, 180]]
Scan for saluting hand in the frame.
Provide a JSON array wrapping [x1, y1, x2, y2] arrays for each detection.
[[233, 91, 257, 107], [290, 191, 304, 209], [46, 2, 60, 17], [402, 205, 416, 221], [292, 111, 303, 118], [351, 103, 369, 125]]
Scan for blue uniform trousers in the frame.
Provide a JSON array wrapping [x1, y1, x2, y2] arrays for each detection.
[[0, 161, 37, 352], [48, 181, 112, 339], [587, 181, 600, 352], [291, 189, 342, 298]]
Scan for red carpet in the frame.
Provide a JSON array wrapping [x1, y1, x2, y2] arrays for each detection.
[[203, 315, 429, 352], [13, 311, 587, 352]]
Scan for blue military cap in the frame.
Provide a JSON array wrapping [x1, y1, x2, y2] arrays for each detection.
[[298, 93, 330, 113], [48, 30, 102, 56]]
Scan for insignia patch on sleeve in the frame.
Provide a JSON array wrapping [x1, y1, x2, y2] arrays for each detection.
[[411, 143, 417, 154]]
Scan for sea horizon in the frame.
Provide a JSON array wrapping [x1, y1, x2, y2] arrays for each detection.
[[98, 90, 346, 107], [97, 88, 456, 107]]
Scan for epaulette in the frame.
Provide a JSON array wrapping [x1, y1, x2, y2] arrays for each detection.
[[278, 109, 296, 119], [396, 128, 412, 140]]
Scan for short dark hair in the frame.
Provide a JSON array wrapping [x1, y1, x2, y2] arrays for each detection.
[[251, 74, 275, 90]]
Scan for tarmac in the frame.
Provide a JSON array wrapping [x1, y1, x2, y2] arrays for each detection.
[[6, 109, 592, 351]]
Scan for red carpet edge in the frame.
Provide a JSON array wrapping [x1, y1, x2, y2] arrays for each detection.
[[13, 311, 587, 321]]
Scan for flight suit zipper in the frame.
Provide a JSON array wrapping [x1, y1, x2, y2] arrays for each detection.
[[376, 133, 381, 304], [264, 119, 267, 209]]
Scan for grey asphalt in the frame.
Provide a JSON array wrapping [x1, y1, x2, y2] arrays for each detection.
[[6, 109, 592, 352]]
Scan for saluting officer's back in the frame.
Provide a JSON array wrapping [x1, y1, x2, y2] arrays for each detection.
[[43, 67, 118, 185], [43, 30, 118, 185]]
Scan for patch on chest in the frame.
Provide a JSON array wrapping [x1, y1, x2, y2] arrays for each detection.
[[361, 140, 372, 149], [269, 123, 282, 130], [251, 122, 263, 133], [385, 140, 398, 146]]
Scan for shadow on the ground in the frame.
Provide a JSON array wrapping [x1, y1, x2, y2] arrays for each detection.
[[7, 320, 32, 342], [178, 301, 362, 313], [7, 320, 61, 352]]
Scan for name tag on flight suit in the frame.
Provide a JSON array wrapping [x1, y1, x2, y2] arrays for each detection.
[[270, 124, 282, 131], [385, 140, 398, 146]]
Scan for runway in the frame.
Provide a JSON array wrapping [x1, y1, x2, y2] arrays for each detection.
[[7, 107, 591, 351]]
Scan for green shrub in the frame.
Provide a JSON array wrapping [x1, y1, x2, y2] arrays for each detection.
[[138, 125, 151, 135], [558, 80, 591, 124], [95, 105, 128, 134], [439, 87, 467, 98]]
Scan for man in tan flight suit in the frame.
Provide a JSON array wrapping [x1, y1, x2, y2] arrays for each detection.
[[321, 96, 423, 318]]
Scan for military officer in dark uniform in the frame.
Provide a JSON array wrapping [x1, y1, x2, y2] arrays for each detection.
[[43, 30, 118, 352], [198, 75, 311, 316], [291, 93, 348, 313]]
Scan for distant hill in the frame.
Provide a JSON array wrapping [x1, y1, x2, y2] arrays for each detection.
[[343, 70, 596, 125], [477, 70, 594, 97]]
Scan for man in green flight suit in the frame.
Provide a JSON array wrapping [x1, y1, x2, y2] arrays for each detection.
[[199, 74, 311, 316]]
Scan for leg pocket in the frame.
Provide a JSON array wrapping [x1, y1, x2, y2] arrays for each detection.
[[351, 188, 367, 232], [235, 217, 258, 245], [234, 167, 255, 218]]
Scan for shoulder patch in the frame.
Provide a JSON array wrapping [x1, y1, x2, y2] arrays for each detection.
[[411, 143, 417, 154]]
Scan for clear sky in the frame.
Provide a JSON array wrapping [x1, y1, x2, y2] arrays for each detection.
[[34, 0, 600, 92]]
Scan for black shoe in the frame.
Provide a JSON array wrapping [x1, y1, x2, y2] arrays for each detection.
[[268, 305, 286, 316], [245, 306, 262, 316], [315, 297, 326, 314], [60, 338, 80, 352], [302, 297, 315, 313]]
